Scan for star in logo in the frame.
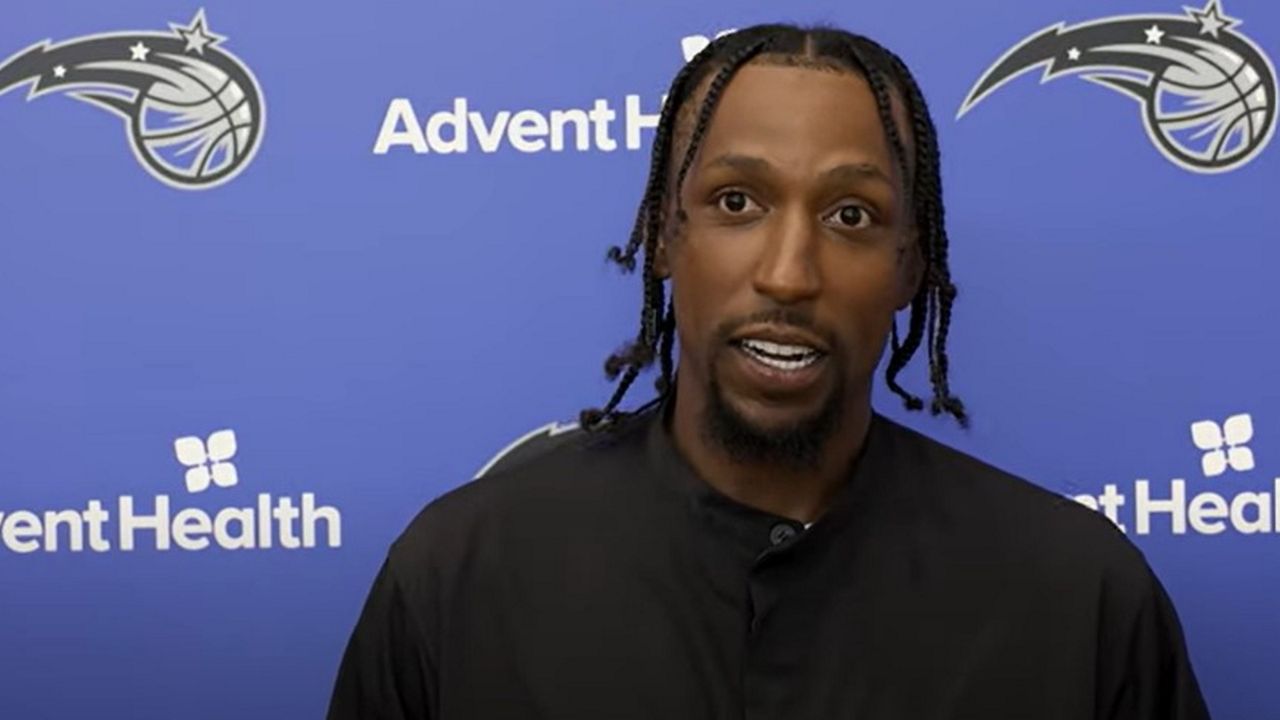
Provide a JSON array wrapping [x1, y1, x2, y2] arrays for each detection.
[[1144, 24, 1166, 44], [52, 64, 66, 78], [1185, 0, 1238, 37], [128, 41, 150, 61], [170, 8, 225, 55], [1067, 47, 1081, 61]]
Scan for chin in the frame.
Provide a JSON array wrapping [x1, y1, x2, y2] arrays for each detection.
[[725, 394, 827, 434], [702, 375, 846, 469]]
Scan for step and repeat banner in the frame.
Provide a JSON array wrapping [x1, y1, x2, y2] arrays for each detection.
[[1, 0, 1275, 717]]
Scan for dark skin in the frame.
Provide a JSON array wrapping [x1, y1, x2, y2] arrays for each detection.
[[655, 61, 922, 524]]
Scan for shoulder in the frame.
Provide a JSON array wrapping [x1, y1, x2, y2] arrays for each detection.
[[386, 409, 653, 581], [882, 418, 1207, 710], [878, 415, 1152, 586]]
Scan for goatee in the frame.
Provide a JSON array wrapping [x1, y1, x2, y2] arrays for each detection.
[[701, 369, 845, 472]]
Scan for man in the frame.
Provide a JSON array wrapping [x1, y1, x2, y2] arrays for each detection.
[[328, 24, 1210, 719]]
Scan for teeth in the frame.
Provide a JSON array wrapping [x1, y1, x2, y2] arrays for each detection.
[[740, 343, 820, 371], [741, 339, 817, 358]]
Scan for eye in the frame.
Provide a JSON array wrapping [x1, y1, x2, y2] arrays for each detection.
[[824, 203, 874, 230], [715, 190, 761, 215]]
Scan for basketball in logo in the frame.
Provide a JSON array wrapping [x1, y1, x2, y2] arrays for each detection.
[[135, 54, 258, 183], [1150, 38, 1269, 165]]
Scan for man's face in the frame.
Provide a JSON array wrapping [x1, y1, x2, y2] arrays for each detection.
[[660, 61, 920, 457]]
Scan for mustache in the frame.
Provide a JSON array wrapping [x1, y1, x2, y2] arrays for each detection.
[[711, 307, 839, 353]]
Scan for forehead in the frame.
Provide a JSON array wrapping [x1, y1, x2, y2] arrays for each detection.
[[680, 61, 911, 180]]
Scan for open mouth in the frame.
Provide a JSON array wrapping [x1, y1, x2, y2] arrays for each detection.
[[733, 338, 826, 372]]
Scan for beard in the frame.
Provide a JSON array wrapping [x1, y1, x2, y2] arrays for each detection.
[[700, 347, 846, 472]]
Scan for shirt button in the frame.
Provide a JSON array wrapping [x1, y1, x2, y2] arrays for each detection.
[[769, 522, 798, 546]]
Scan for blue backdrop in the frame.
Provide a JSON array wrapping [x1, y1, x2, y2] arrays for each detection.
[[1, 1, 1275, 717]]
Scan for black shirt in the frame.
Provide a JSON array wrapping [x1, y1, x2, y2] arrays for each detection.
[[327, 401, 1210, 719]]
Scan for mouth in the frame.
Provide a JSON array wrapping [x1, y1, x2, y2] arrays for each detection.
[[727, 324, 831, 382], [732, 337, 826, 371]]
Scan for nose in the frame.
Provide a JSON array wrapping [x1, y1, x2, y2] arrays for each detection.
[[751, 205, 822, 305]]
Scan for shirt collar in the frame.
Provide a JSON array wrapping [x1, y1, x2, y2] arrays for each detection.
[[637, 392, 896, 555]]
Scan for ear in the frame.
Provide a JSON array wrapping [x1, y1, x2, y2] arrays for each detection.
[[896, 236, 924, 311], [653, 198, 679, 279], [653, 239, 670, 279]]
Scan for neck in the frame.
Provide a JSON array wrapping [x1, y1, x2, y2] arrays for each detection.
[[669, 375, 872, 524]]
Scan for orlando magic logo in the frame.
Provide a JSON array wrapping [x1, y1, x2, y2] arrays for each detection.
[[0, 9, 264, 189], [958, 0, 1275, 173]]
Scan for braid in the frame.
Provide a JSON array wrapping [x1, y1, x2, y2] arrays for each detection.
[[581, 33, 773, 429], [884, 292, 928, 412], [604, 44, 712, 274], [655, 299, 676, 394], [839, 42, 911, 211], [882, 104, 932, 412], [581, 45, 717, 429], [584, 24, 967, 430], [673, 39, 773, 216], [849, 37, 967, 426]]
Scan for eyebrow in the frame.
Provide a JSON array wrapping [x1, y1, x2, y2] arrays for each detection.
[[702, 153, 892, 186]]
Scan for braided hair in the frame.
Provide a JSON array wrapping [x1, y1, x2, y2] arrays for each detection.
[[581, 24, 967, 430]]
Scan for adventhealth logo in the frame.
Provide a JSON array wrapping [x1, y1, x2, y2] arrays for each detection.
[[176, 429, 239, 492], [1191, 413, 1254, 476], [372, 29, 735, 155], [1070, 412, 1279, 536], [0, 429, 342, 554]]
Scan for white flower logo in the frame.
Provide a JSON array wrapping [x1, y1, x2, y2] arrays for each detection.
[[1190, 414, 1254, 477], [174, 429, 239, 492]]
